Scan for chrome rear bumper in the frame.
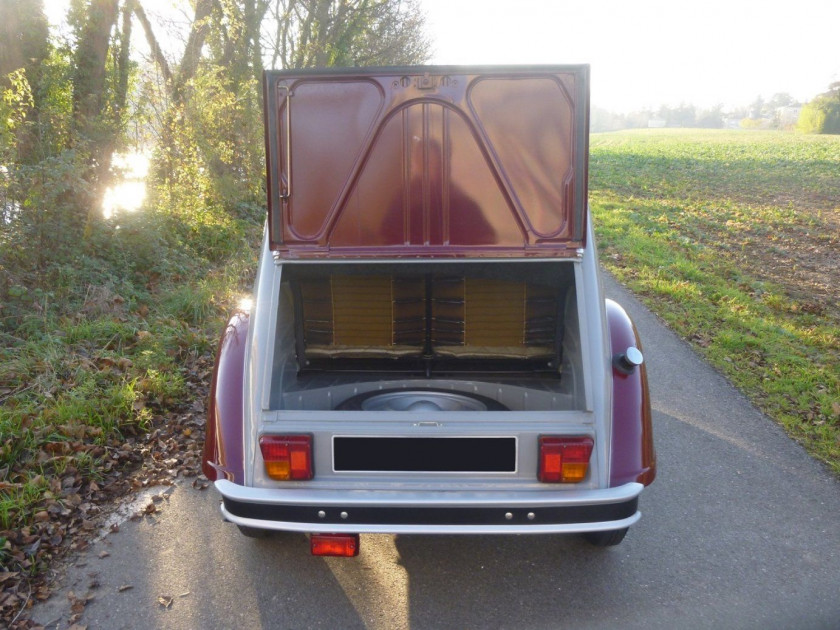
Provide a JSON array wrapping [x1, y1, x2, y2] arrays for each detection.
[[215, 479, 643, 535]]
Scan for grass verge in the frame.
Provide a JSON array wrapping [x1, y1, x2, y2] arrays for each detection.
[[590, 129, 840, 473], [0, 205, 261, 621]]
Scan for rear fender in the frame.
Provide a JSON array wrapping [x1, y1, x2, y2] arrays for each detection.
[[202, 312, 249, 484], [606, 299, 656, 487]]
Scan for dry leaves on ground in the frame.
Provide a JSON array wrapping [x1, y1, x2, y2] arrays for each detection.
[[1, 352, 214, 629]]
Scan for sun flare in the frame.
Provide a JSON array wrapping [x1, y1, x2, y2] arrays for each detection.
[[102, 152, 150, 219]]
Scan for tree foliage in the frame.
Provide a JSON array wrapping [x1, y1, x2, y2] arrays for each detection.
[[591, 92, 807, 133], [0, 0, 50, 91], [266, 0, 430, 69], [1, 1, 82, 284], [591, 103, 725, 132], [1, 0, 431, 292], [798, 83, 840, 135]]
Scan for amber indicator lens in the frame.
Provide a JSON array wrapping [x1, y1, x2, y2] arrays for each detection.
[[538, 436, 594, 483], [259, 435, 313, 480], [311, 533, 360, 557]]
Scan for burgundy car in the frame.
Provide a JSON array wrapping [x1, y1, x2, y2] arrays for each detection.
[[202, 66, 655, 556]]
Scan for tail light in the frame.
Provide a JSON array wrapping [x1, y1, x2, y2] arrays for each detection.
[[538, 436, 594, 483], [259, 435, 313, 480], [311, 533, 360, 557]]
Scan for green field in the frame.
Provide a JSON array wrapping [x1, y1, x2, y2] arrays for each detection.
[[589, 129, 840, 473]]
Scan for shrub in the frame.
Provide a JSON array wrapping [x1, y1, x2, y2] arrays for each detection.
[[798, 90, 840, 134]]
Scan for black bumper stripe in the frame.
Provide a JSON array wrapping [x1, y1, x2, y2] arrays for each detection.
[[223, 496, 638, 526]]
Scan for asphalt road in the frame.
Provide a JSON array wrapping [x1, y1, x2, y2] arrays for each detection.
[[31, 273, 840, 630]]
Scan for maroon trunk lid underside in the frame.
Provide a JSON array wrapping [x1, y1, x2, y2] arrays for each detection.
[[264, 66, 590, 258]]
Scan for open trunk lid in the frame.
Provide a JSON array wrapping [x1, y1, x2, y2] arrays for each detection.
[[263, 65, 590, 258]]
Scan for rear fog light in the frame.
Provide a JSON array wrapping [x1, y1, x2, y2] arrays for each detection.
[[311, 533, 360, 557]]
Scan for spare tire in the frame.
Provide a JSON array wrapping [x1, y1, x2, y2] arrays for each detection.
[[336, 388, 508, 411]]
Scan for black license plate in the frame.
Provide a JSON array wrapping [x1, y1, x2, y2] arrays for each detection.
[[333, 437, 516, 473]]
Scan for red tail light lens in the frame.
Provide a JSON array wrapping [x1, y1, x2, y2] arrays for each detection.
[[538, 436, 594, 483], [311, 533, 360, 557], [259, 435, 313, 480]]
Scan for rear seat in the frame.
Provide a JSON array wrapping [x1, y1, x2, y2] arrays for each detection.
[[294, 274, 560, 363]]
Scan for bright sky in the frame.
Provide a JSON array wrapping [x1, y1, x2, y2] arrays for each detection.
[[422, 0, 840, 112], [44, 0, 839, 113]]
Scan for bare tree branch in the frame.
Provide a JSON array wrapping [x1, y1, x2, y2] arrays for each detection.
[[133, 2, 174, 86], [264, 0, 430, 70], [176, 0, 214, 93]]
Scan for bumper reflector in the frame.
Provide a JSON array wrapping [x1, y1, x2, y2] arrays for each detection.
[[538, 436, 594, 483], [311, 533, 360, 557], [259, 434, 313, 480]]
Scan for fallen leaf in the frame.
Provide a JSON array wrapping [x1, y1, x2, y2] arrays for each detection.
[[98, 551, 110, 559], [117, 584, 133, 592], [158, 594, 173, 608], [0, 572, 19, 584]]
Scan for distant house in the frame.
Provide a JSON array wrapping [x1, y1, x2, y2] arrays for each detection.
[[647, 118, 666, 128], [778, 105, 802, 128]]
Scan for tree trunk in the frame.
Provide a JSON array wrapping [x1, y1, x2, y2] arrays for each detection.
[[115, 1, 133, 127], [72, 0, 120, 135], [247, 0, 270, 82], [71, 0, 121, 236]]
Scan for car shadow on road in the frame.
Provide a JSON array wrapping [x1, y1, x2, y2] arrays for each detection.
[[391, 532, 633, 628]]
